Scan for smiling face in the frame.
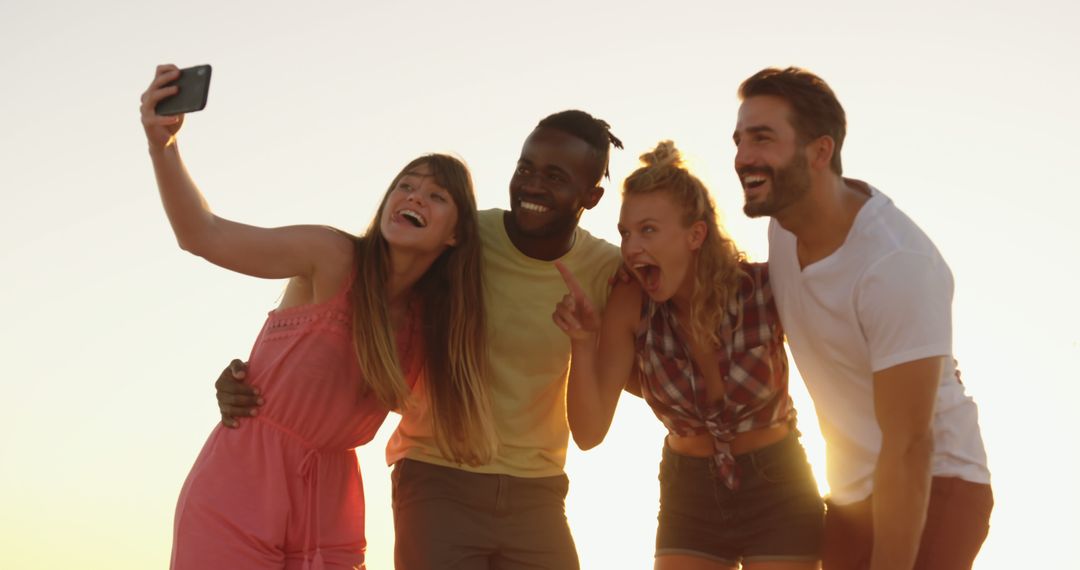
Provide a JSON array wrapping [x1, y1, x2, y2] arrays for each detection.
[[619, 191, 705, 303], [380, 162, 459, 253], [733, 95, 812, 218], [507, 126, 603, 239]]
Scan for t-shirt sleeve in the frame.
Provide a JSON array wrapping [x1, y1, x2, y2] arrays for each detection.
[[856, 249, 954, 372], [586, 244, 623, 311]]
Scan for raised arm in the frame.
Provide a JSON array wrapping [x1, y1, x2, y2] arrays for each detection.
[[870, 356, 940, 570], [552, 262, 641, 450], [140, 65, 350, 281]]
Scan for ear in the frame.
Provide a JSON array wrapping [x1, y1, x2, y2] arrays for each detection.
[[688, 220, 707, 251], [809, 135, 835, 171], [444, 233, 458, 248], [581, 186, 605, 210]]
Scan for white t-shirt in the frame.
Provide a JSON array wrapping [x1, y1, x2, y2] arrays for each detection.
[[768, 184, 990, 505]]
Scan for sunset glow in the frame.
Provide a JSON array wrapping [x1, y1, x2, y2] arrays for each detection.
[[2, 2, 1077, 569]]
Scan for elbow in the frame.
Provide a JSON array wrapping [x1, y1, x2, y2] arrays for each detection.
[[573, 434, 602, 451], [169, 213, 219, 257], [570, 425, 605, 451], [885, 427, 934, 467], [908, 429, 935, 461], [901, 431, 935, 491], [176, 235, 209, 258], [903, 422, 934, 453], [176, 235, 198, 254], [174, 226, 214, 257]]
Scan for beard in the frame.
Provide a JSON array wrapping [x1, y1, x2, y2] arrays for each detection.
[[741, 151, 811, 218]]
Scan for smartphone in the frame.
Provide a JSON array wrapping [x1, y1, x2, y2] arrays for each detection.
[[155, 64, 212, 116]]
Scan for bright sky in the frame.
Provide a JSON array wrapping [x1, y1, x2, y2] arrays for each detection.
[[2, 1, 1077, 569]]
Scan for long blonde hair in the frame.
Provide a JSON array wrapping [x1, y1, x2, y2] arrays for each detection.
[[350, 154, 497, 466], [622, 141, 746, 346]]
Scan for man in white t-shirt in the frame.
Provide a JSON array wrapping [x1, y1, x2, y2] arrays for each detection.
[[731, 67, 992, 570]]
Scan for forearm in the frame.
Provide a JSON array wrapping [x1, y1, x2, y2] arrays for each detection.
[[149, 143, 218, 254], [565, 336, 616, 450], [870, 434, 933, 570]]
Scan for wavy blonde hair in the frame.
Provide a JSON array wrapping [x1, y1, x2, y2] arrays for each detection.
[[622, 141, 746, 346], [351, 154, 497, 466]]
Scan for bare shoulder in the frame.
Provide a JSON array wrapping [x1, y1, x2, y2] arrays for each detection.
[[610, 277, 642, 301], [317, 225, 356, 260], [307, 226, 356, 300], [605, 279, 644, 330]]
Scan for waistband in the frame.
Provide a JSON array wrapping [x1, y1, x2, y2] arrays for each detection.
[[662, 428, 802, 470], [667, 420, 797, 491]]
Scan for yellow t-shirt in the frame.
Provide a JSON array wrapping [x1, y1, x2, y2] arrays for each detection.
[[386, 208, 621, 477]]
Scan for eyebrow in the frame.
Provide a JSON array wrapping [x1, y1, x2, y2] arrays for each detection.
[[544, 165, 572, 179], [620, 217, 660, 228], [517, 158, 572, 179], [732, 125, 777, 140]]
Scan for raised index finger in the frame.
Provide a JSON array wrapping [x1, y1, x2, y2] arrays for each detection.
[[554, 261, 587, 303]]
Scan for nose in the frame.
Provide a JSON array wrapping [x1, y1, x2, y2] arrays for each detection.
[[621, 233, 643, 256], [734, 144, 752, 173], [405, 189, 426, 206]]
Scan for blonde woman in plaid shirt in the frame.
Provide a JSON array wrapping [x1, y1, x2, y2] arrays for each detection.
[[553, 140, 823, 570]]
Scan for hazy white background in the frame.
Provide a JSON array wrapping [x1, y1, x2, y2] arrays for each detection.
[[2, 1, 1077, 568]]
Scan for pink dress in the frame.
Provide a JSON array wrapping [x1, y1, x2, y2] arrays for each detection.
[[171, 273, 419, 570]]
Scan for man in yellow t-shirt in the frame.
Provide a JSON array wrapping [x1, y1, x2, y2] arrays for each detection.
[[215, 110, 623, 569]]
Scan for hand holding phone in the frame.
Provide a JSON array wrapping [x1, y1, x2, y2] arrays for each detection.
[[140, 64, 211, 150]]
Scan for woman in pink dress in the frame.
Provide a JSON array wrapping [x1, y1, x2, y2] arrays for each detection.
[[141, 64, 497, 570]]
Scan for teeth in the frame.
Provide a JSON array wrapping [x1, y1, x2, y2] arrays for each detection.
[[743, 175, 766, 185], [520, 200, 550, 213], [399, 209, 426, 227]]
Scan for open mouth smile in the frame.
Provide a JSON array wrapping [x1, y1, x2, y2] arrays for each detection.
[[519, 199, 551, 214], [631, 262, 662, 293], [397, 209, 427, 228], [741, 174, 768, 190]]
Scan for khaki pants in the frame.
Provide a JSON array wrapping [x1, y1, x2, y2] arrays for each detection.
[[391, 459, 579, 570]]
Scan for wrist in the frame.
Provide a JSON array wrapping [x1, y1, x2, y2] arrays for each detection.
[[569, 333, 598, 349], [148, 139, 179, 159]]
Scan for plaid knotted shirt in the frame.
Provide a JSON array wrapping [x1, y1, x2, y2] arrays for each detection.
[[634, 261, 794, 490]]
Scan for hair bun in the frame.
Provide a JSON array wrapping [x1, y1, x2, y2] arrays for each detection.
[[640, 140, 683, 169]]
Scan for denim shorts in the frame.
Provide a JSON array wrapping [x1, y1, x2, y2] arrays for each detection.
[[655, 432, 824, 565]]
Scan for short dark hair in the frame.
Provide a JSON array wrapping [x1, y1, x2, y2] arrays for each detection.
[[536, 110, 624, 182], [738, 67, 846, 175]]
